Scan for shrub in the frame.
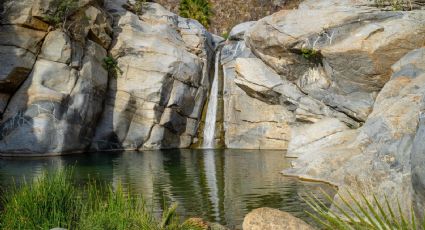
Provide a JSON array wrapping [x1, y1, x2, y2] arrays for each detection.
[[43, 0, 79, 28], [103, 56, 123, 78], [300, 47, 322, 64], [305, 189, 425, 230], [133, 0, 147, 15], [179, 0, 212, 28]]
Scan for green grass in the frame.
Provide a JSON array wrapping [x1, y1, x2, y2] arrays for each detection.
[[305, 189, 425, 230], [0, 168, 204, 230], [179, 0, 212, 28]]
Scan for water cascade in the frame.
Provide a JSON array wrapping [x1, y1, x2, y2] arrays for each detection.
[[202, 49, 221, 149]]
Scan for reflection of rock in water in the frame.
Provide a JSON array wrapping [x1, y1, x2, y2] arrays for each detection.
[[0, 150, 333, 229]]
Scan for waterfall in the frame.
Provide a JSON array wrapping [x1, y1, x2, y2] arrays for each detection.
[[203, 50, 221, 149]]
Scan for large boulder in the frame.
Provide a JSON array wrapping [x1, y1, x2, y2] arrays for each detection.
[[90, 2, 215, 151], [245, 5, 425, 122], [221, 21, 358, 149], [242, 208, 314, 230], [284, 48, 425, 214]]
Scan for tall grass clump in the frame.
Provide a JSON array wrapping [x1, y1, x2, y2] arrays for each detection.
[[79, 184, 159, 230], [0, 168, 81, 229], [305, 189, 425, 230], [179, 0, 212, 28], [0, 168, 204, 230]]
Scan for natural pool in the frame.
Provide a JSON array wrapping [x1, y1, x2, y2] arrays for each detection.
[[0, 149, 333, 229]]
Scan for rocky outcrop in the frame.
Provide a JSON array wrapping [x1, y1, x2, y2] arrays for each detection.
[[90, 1, 215, 151], [0, 0, 215, 155], [216, 0, 425, 214], [245, 4, 425, 122], [242, 208, 314, 230], [284, 47, 425, 214], [0, 0, 112, 155]]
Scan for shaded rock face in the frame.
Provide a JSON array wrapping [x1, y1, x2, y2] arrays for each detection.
[[0, 0, 214, 154], [242, 208, 314, 230], [284, 48, 425, 215], [90, 2, 214, 151], [0, 0, 112, 155]]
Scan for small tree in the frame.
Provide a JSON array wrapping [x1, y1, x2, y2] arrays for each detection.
[[179, 0, 212, 28]]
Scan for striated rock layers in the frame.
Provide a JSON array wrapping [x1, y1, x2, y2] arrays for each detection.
[[0, 0, 215, 155]]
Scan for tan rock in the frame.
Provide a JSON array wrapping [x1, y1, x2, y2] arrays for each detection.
[[243, 208, 314, 230], [39, 31, 72, 64], [245, 7, 425, 121]]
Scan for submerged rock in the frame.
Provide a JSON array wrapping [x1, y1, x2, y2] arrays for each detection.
[[242, 208, 314, 230]]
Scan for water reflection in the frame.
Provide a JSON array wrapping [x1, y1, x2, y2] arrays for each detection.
[[0, 150, 333, 229]]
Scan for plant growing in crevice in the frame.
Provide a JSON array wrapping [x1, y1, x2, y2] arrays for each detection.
[[179, 0, 212, 28], [133, 0, 147, 15], [43, 0, 79, 28], [300, 47, 322, 64], [221, 31, 229, 40], [305, 189, 425, 230], [103, 56, 123, 78]]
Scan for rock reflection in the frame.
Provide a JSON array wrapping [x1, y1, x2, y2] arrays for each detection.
[[0, 150, 333, 229]]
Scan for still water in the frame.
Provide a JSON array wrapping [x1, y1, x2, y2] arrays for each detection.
[[0, 149, 333, 229]]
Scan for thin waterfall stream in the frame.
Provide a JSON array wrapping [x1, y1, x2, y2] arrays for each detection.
[[203, 49, 221, 149]]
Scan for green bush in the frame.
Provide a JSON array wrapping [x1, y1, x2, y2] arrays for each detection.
[[179, 0, 212, 28], [103, 56, 123, 78], [0, 168, 204, 230], [305, 189, 425, 230], [43, 0, 78, 27]]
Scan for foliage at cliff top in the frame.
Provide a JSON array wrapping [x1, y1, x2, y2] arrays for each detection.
[[179, 0, 212, 28], [0, 168, 203, 230], [43, 0, 78, 28]]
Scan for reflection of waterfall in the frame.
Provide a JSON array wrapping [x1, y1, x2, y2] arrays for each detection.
[[203, 150, 220, 221], [203, 50, 221, 149]]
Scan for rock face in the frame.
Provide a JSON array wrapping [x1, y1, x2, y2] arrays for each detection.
[[217, 0, 425, 215], [242, 208, 314, 230], [0, 0, 112, 155], [0, 0, 215, 155], [245, 4, 425, 122], [91, 2, 214, 151], [284, 47, 425, 214]]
